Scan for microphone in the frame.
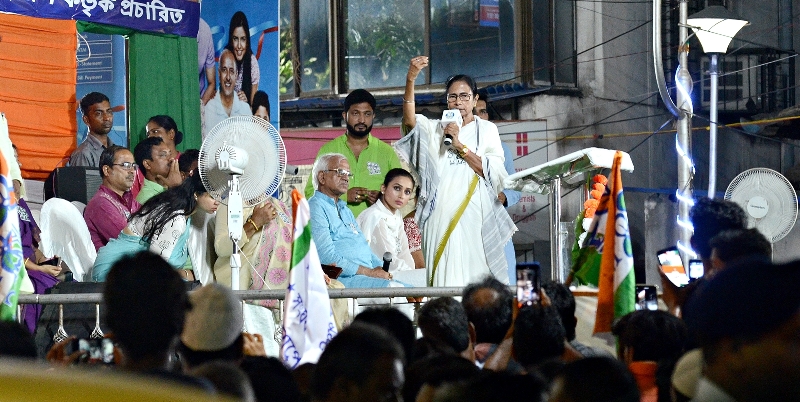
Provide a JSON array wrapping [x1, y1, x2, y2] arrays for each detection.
[[440, 109, 463, 146], [382, 252, 393, 272]]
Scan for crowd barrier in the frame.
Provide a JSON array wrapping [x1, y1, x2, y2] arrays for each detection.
[[17, 287, 615, 357]]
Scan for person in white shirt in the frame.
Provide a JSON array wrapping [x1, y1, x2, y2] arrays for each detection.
[[356, 168, 426, 287], [203, 49, 252, 138]]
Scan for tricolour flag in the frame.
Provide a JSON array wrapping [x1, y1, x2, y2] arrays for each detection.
[[0, 149, 23, 322], [281, 189, 337, 369], [570, 151, 635, 335]]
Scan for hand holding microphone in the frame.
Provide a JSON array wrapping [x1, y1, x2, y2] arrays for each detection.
[[382, 252, 393, 272], [440, 109, 462, 146]]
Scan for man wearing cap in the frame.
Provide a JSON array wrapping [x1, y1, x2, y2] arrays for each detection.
[[304, 89, 402, 217], [684, 257, 800, 401], [178, 283, 266, 368]]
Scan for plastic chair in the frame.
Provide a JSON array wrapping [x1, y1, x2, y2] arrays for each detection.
[[39, 198, 96, 282]]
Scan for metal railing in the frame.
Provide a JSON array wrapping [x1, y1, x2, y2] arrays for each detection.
[[16, 287, 467, 305]]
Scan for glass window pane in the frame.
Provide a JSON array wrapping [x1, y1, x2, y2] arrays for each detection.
[[554, 0, 575, 84], [430, 0, 516, 85], [279, 0, 293, 95], [299, 0, 330, 92], [345, 0, 425, 89], [532, 0, 551, 83]]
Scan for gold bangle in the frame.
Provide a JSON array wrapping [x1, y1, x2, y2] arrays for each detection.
[[403, 99, 415, 104], [247, 218, 261, 232]]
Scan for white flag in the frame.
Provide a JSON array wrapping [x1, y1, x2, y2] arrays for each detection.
[[281, 189, 337, 368]]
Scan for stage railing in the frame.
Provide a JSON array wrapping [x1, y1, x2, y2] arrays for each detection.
[[16, 287, 467, 305]]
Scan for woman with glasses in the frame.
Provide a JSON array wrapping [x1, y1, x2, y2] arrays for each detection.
[[92, 170, 219, 282], [396, 56, 516, 287]]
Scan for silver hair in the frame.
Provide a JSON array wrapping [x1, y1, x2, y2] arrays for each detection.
[[311, 153, 346, 190]]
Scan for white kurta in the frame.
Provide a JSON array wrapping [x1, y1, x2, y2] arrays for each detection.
[[357, 200, 426, 287], [414, 115, 510, 287]]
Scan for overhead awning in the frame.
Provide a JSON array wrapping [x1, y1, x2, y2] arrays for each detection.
[[280, 82, 551, 113]]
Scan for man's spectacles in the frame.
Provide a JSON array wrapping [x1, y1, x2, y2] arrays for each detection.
[[325, 169, 354, 178], [112, 162, 138, 170], [446, 93, 473, 102]]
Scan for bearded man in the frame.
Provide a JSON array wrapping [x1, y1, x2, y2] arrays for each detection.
[[304, 89, 402, 217]]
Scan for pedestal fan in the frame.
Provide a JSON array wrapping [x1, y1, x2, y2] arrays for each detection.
[[724, 168, 798, 246], [198, 116, 287, 290]]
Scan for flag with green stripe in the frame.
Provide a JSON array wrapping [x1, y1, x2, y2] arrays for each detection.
[[0, 149, 23, 322], [281, 189, 337, 369], [571, 151, 635, 336]]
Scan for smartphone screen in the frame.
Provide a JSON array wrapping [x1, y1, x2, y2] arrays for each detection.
[[688, 259, 704, 281], [657, 247, 689, 287], [635, 285, 658, 311], [516, 262, 541, 307], [70, 338, 115, 364]]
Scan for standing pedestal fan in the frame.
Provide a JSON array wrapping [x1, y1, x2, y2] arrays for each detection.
[[199, 116, 287, 290], [724, 168, 798, 249]]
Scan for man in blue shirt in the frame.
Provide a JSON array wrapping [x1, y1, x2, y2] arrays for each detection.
[[308, 153, 397, 288]]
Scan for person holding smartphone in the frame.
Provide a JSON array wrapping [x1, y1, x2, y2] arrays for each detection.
[[658, 197, 747, 316]]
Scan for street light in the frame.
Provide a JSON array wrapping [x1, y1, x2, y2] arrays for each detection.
[[687, 6, 748, 199]]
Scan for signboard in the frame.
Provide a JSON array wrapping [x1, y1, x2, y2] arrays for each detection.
[[0, 0, 200, 37], [479, 0, 499, 27]]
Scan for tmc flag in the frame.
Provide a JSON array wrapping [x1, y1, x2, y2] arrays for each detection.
[[281, 189, 337, 369], [571, 151, 635, 335], [0, 149, 24, 322]]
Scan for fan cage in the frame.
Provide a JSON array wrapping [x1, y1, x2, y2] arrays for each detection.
[[724, 167, 798, 243], [199, 116, 287, 207]]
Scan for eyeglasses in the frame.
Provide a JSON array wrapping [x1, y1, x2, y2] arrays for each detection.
[[446, 93, 473, 102], [112, 162, 138, 170], [325, 169, 354, 178]]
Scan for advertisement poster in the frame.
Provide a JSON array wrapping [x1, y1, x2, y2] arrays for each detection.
[[200, 0, 279, 137]]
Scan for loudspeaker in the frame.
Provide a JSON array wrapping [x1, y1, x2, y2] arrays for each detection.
[[43, 166, 102, 204]]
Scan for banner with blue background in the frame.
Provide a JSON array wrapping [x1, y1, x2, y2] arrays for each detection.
[[0, 0, 200, 37]]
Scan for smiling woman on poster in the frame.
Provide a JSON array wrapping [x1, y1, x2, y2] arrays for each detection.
[[225, 11, 260, 104], [395, 56, 516, 287]]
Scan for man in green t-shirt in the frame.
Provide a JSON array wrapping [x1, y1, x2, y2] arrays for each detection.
[[304, 89, 402, 217]]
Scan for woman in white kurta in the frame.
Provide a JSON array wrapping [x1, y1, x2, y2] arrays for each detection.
[[357, 168, 427, 287], [396, 57, 516, 287]]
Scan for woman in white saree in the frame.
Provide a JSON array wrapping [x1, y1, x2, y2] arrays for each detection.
[[395, 57, 516, 287]]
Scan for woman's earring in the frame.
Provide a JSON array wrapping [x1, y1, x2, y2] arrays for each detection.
[[194, 193, 198, 200]]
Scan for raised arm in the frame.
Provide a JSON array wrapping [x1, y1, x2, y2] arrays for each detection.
[[402, 56, 429, 131]]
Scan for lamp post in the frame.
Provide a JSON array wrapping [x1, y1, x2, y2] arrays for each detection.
[[653, 0, 695, 259], [687, 6, 748, 199]]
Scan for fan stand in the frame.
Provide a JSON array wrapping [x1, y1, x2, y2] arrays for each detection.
[[227, 174, 244, 291]]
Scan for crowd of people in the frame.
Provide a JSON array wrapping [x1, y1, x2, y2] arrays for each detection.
[[1, 54, 798, 402], [3, 215, 797, 402]]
